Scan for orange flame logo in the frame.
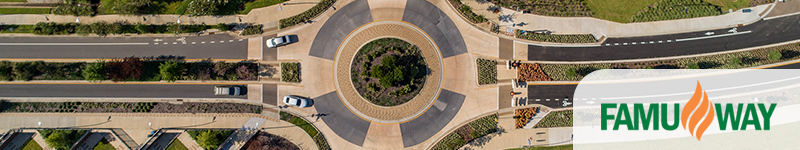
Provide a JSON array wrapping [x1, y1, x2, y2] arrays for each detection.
[[680, 81, 715, 141]]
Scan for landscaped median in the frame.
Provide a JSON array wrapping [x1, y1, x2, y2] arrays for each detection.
[[520, 43, 800, 81], [279, 111, 330, 150], [432, 114, 498, 150], [0, 100, 263, 113], [0, 57, 259, 82], [476, 58, 497, 85], [515, 29, 597, 43], [279, 0, 336, 28]]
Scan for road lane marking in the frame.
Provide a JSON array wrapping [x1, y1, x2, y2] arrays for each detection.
[[667, 40, 672, 42], [675, 31, 752, 42], [163, 42, 167, 44], [0, 43, 149, 46], [210, 41, 215, 43], [658, 41, 663, 43], [605, 44, 610, 46], [623, 43, 628, 45], [239, 39, 244, 41], [201, 41, 206, 44], [220, 41, 225, 43], [154, 43, 159, 45], [641, 42, 645, 44], [192, 42, 196, 44], [649, 41, 654, 44], [173, 42, 177, 44], [229, 40, 234, 42]]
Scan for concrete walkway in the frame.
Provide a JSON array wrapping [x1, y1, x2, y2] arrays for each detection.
[[461, 108, 572, 150], [0, 0, 318, 27], [461, 0, 774, 37]]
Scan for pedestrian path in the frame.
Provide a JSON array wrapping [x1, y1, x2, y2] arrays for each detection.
[[461, 107, 572, 150], [461, 0, 773, 37], [0, 0, 319, 28]]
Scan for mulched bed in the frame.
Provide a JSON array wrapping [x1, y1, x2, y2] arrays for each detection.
[[240, 131, 300, 150], [351, 38, 428, 106], [0, 101, 262, 114], [517, 63, 551, 82]]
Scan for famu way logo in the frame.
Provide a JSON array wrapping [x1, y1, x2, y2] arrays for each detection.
[[600, 81, 777, 141]]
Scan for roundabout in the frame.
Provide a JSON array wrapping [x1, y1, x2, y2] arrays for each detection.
[[334, 20, 444, 124]]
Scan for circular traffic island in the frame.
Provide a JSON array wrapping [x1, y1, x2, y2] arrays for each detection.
[[351, 38, 428, 106]]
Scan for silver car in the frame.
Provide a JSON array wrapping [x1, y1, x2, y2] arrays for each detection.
[[214, 86, 242, 96], [282, 95, 311, 108]]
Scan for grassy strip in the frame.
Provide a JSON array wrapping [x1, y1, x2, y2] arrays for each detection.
[[0, 8, 51, 14], [506, 144, 573, 150], [536, 43, 800, 81], [279, 111, 330, 150], [492, 0, 591, 17], [281, 62, 301, 83], [0, 25, 34, 33], [516, 29, 596, 43], [279, 0, 335, 28], [93, 138, 115, 150], [0, 60, 257, 82], [533, 110, 572, 128], [21, 138, 43, 150], [0, 101, 263, 113], [240, 0, 287, 14], [165, 139, 188, 150], [432, 114, 497, 150], [0, 0, 26, 2], [477, 58, 496, 85]]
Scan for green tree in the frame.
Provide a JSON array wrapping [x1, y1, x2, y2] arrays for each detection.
[[135, 23, 150, 33], [159, 61, 184, 82], [196, 131, 222, 150], [83, 60, 106, 82], [186, 0, 229, 15], [686, 63, 700, 69], [0, 61, 12, 81], [729, 57, 742, 66], [768, 50, 782, 61], [216, 23, 230, 31], [45, 132, 71, 150]]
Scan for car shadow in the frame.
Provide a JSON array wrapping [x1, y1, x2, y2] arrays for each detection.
[[288, 35, 299, 43], [239, 85, 248, 96]]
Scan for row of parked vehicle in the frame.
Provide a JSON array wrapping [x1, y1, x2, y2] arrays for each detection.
[[214, 85, 312, 108]]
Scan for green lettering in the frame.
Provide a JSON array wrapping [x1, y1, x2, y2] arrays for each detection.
[[634, 103, 659, 130], [601, 103, 617, 130], [715, 103, 744, 130], [758, 103, 777, 130], [614, 103, 634, 130], [741, 103, 762, 130], [660, 103, 680, 130]]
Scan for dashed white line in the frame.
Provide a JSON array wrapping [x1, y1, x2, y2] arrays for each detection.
[[631, 42, 637, 45], [675, 31, 752, 42], [614, 43, 619, 45], [201, 41, 206, 44], [192, 42, 196, 44], [173, 42, 177, 44], [667, 40, 672, 42], [220, 41, 224, 43], [238, 39, 244, 41], [658, 41, 663, 43], [623, 43, 628, 45], [649, 41, 654, 44], [605, 44, 611, 46], [154, 43, 159, 45], [210, 41, 215, 43], [229, 40, 234, 42], [536, 99, 541, 101]]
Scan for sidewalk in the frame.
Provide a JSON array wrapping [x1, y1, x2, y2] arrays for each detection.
[[460, 108, 572, 150], [461, 0, 773, 38], [0, 0, 319, 28]]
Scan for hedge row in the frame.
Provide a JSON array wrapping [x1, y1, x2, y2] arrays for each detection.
[[432, 114, 498, 150], [31, 22, 217, 36], [279, 0, 335, 28], [516, 29, 596, 43]]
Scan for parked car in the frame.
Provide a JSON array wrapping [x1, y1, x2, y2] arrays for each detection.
[[283, 95, 312, 108], [215, 86, 242, 96], [266, 35, 291, 48]]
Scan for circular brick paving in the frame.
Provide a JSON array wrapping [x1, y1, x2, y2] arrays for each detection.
[[333, 20, 444, 124]]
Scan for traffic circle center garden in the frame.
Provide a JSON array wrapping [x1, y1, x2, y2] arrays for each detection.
[[351, 38, 428, 107]]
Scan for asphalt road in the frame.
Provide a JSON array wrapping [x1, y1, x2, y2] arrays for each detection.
[[0, 84, 250, 99], [528, 15, 800, 61], [0, 34, 247, 59]]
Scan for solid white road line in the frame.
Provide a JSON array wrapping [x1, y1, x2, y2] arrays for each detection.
[[0, 43, 149, 46], [763, 11, 800, 20], [675, 31, 752, 42]]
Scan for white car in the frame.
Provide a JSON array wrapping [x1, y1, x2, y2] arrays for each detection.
[[283, 95, 311, 108], [266, 35, 291, 48], [214, 86, 242, 96]]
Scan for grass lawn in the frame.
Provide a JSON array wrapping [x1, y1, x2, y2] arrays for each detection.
[[585, 0, 661, 23], [21, 139, 43, 150], [287, 116, 319, 137], [0, 0, 26, 2], [93, 138, 115, 150], [0, 25, 34, 33], [705, 0, 751, 12], [166, 139, 188, 150], [506, 144, 573, 150], [0, 8, 51, 14], [240, 0, 287, 14]]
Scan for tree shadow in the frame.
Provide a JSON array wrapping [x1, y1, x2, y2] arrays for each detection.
[[258, 64, 278, 78], [653, 64, 680, 69], [697, 61, 722, 69], [464, 127, 508, 149], [781, 49, 800, 59], [740, 56, 762, 65]]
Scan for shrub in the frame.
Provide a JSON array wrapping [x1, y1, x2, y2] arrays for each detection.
[[534, 110, 573, 128], [103, 0, 150, 14], [630, 0, 722, 22], [106, 57, 144, 81], [281, 62, 301, 83], [39, 130, 86, 150], [12, 61, 44, 81], [159, 61, 184, 82], [188, 130, 233, 150], [83, 61, 106, 82], [0, 61, 12, 81], [135, 23, 150, 33], [52, 0, 95, 16], [729, 57, 742, 66], [279, 0, 335, 28], [769, 50, 782, 61], [686, 62, 700, 69], [240, 24, 262, 35], [215, 23, 231, 31], [186, 0, 229, 15], [516, 29, 596, 43]]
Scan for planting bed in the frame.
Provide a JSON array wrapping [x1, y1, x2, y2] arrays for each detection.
[[281, 62, 301, 83], [476, 58, 497, 85], [0, 101, 262, 114], [351, 38, 428, 106], [279, 111, 329, 150], [449, 0, 487, 23], [517, 63, 551, 82], [491, 0, 591, 17], [515, 107, 539, 129], [516, 30, 596, 43], [187, 130, 234, 150], [525, 43, 800, 81], [240, 131, 300, 150], [432, 114, 497, 150], [279, 0, 336, 28], [630, 0, 721, 22], [533, 110, 573, 128], [39, 129, 87, 150]]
